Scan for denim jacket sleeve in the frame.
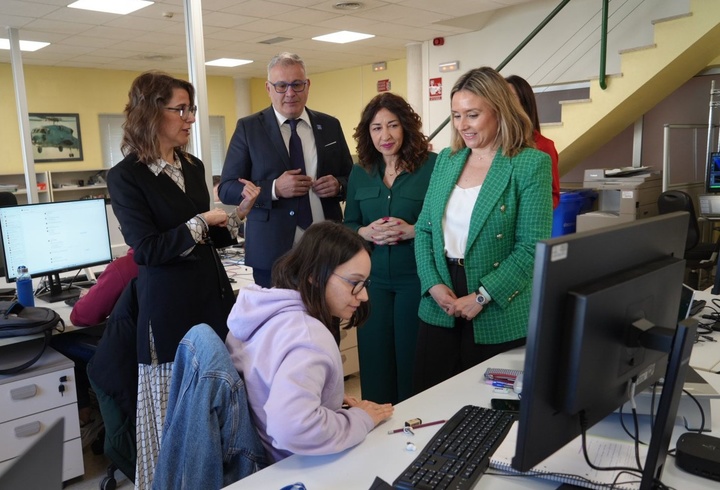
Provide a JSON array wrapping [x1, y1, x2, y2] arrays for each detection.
[[153, 324, 268, 489]]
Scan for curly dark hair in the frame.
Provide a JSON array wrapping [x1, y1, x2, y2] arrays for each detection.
[[121, 71, 195, 163], [271, 221, 371, 343], [353, 92, 429, 174]]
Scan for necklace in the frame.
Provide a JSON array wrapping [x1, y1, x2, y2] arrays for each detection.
[[470, 149, 496, 164], [385, 166, 400, 177]]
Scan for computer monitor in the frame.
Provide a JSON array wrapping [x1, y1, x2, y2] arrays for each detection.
[[706, 152, 720, 193], [0, 198, 113, 302], [513, 212, 697, 489]]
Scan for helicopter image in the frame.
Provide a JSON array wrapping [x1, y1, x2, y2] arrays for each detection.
[[30, 115, 81, 158]]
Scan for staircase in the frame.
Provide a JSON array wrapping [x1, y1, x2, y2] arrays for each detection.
[[543, 0, 720, 175]]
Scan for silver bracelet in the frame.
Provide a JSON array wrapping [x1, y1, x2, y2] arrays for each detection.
[[196, 214, 209, 233]]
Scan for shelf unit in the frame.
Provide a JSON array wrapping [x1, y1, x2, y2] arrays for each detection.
[[0, 172, 51, 204], [0, 168, 109, 203], [48, 168, 109, 202]]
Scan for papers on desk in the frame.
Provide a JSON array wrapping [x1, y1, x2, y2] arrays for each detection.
[[604, 166, 651, 177], [489, 422, 645, 489]]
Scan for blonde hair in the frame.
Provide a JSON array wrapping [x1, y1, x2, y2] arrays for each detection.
[[449, 67, 533, 157]]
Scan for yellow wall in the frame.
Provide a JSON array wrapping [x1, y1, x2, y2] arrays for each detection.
[[249, 59, 408, 154], [1, 58, 407, 175], [0, 65, 237, 175]]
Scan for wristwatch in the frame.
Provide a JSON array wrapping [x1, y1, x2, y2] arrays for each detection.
[[475, 285, 491, 306]]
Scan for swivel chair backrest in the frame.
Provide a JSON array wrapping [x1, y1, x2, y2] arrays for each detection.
[[0, 192, 17, 207], [0, 192, 18, 277], [657, 190, 699, 251]]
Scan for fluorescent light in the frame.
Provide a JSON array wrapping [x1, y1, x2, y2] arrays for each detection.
[[0, 39, 50, 52], [312, 31, 374, 44], [68, 0, 154, 15], [206, 58, 253, 67]]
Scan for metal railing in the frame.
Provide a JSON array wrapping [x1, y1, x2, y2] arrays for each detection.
[[428, 0, 612, 142]]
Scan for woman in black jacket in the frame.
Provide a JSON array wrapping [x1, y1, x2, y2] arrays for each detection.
[[107, 71, 259, 489]]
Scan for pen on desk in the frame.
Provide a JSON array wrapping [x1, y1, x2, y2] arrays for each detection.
[[485, 376, 516, 383], [388, 419, 447, 434], [485, 380, 514, 388]]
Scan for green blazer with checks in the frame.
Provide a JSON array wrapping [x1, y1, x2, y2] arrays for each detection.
[[414, 146, 552, 344]]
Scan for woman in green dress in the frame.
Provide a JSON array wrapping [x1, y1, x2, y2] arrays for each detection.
[[344, 93, 436, 404]]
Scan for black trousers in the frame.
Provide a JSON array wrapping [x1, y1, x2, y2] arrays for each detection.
[[413, 260, 525, 394]]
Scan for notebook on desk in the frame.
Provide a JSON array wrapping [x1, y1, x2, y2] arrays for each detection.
[[489, 421, 645, 489]]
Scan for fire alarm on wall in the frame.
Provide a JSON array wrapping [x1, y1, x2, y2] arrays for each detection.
[[433, 37, 444, 46]]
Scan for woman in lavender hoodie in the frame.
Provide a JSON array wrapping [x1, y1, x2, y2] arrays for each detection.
[[226, 221, 395, 462]]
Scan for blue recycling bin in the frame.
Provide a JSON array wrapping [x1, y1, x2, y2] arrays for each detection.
[[552, 190, 598, 237], [575, 188, 598, 214]]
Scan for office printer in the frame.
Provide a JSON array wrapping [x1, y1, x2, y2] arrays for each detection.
[[576, 167, 662, 233]]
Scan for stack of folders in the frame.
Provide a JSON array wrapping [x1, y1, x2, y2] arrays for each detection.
[[489, 422, 646, 489]]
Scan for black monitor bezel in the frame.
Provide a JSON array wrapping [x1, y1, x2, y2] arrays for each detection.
[[706, 151, 720, 193], [512, 212, 688, 475]]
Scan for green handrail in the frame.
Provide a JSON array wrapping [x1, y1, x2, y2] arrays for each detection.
[[599, 0, 609, 90], [428, 0, 573, 142]]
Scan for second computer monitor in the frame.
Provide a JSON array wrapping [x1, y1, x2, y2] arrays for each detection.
[[512, 212, 689, 476]]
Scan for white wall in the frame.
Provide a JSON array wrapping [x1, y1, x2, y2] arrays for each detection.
[[423, 0, 690, 149]]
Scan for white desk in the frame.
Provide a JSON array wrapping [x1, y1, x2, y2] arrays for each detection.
[[0, 262, 255, 348], [0, 269, 105, 348], [225, 348, 720, 490], [688, 287, 720, 373]]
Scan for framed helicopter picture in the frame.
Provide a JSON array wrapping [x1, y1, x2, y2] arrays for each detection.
[[29, 113, 83, 162]]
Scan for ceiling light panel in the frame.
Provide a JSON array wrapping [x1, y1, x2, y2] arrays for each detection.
[[67, 0, 154, 16], [206, 58, 253, 67], [0, 39, 51, 51], [312, 31, 374, 44]]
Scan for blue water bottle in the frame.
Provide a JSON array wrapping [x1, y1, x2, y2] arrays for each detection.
[[16, 265, 35, 307]]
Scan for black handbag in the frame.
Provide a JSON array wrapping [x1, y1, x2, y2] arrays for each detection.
[[0, 301, 65, 375]]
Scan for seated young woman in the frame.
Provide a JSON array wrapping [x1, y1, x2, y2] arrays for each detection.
[[225, 221, 394, 462]]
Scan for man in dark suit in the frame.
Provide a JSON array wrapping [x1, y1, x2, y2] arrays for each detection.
[[219, 52, 353, 287]]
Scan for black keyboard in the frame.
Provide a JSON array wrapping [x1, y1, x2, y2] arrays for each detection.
[[64, 296, 80, 307], [393, 405, 515, 490]]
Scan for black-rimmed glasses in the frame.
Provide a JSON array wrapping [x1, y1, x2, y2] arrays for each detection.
[[165, 104, 197, 121], [268, 80, 308, 93], [332, 273, 370, 295]]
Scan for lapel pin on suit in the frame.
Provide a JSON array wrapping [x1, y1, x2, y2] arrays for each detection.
[[316, 124, 322, 130]]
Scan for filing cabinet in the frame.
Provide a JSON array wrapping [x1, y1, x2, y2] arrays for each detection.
[[0, 342, 84, 481]]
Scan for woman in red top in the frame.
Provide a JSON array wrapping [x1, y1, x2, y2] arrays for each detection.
[[506, 75, 560, 208]]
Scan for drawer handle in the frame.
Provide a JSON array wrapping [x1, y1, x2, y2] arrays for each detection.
[[14, 421, 41, 438], [340, 329, 347, 340], [10, 384, 38, 400], [341, 354, 347, 363]]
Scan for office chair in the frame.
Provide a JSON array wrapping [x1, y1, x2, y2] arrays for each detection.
[[0, 192, 18, 277], [0, 192, 17, 207], [657, 190, 720, 289]]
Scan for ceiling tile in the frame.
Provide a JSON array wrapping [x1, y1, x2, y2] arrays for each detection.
[[0, 0, 536, 77]]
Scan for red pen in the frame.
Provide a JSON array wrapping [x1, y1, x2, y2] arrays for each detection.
[[387, 419, 447, 434]]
